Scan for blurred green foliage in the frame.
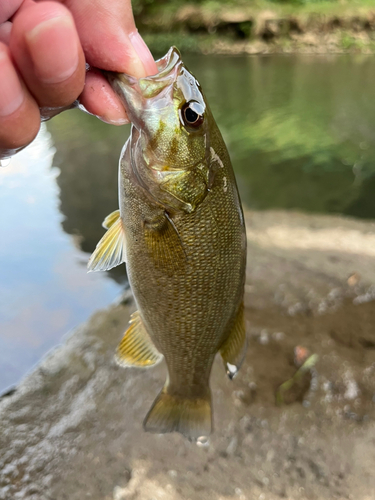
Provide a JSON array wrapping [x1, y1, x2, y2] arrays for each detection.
[[143, 33, 219, 55], [131, 0, 370, 16], [49, 52, 375, 229], [133, 0, 375, 54], [187, 52, 375, 217]]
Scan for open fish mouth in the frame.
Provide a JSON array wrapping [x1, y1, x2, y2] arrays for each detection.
[[104, 46, 206, 140], [103, 47, 185, 128], [154, 46, 182, 78], [105, 47, 182, 99]]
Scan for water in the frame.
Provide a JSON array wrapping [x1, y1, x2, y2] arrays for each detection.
[[1, 53, 375, 393], [0, 126, 124, 392]]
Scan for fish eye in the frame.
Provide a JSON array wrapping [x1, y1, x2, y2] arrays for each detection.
[[181, 101, 204, 128]]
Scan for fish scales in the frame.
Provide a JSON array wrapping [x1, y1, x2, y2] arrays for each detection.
[[121, 157, 243, 390], [88, 47, 247, 440]]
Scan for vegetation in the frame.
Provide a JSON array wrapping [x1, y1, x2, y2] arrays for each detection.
[[132, 0, 375, 54], [49, 51, 375, 223]]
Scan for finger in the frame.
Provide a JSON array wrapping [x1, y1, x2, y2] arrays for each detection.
[[0, 21, 12, 44], [0, 42, 40, 157], [9, 1, 85, 108], [0, 0, 24, 24], [62, 0, 157, 76], [79, 68, 129, 125], [57, 0, 158, 122]]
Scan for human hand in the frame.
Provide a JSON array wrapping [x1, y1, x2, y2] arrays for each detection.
[[0, 0, 158, 159]]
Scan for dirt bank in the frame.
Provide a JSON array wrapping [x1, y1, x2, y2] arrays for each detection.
[[1, 210, 375, 500], [139, 4, 375, 54]]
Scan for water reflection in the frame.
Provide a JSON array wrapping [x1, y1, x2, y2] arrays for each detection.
[[49, 53, 375, 234], [189, 53, 375, 217], [0, 126, 123, 392], [50, 112, 129, 285]]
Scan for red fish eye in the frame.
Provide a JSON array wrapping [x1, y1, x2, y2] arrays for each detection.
[[182, 102, 204, 128]]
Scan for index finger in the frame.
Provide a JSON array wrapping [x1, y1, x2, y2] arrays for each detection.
[[0, 0, 24, 23], [60, 0, 157, 76], [50, 0, 158, 124]]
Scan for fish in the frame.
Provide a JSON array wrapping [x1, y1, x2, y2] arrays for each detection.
[[88, 47, 247, 440]]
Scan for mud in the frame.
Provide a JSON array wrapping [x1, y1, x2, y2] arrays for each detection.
[[1, 210, 375, 500]]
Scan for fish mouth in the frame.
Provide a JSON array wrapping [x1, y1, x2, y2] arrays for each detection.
[[105, 47, 182, 99], [154, 46, 182, 79], [104, 47, 183, 124]]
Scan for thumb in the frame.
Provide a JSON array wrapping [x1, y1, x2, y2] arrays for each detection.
[[56, 0, 158, 124], [61, 0, 157, 77]]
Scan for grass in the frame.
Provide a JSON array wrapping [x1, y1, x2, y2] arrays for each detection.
[[137, 0, 375, 17], [143, 33, 218, 56], [136, 0, 375, 54]]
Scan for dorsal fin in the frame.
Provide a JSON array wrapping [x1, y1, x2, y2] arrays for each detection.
[[87, 210, 126, 272]]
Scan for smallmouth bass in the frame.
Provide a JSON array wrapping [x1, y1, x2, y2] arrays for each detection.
[[88, 47, 247, 440]]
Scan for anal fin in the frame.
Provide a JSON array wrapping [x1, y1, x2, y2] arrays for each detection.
[[88, 210, 126, 272], [115, 311, 163, 368], [220, 301, 247, 379]]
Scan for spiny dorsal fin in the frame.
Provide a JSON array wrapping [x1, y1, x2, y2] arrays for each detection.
[[115, 311, 163, 368], [220, 301, 247, 379], [144, 385, 212, 440], [87, 210, 126, 272]]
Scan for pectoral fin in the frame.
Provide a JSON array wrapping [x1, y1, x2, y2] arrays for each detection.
[[144, 212, 186, 274], [87, 210, 126, 272], [102, 209, 121, 229], [115, 311, 163, 368], [220, 302, 247, 379]]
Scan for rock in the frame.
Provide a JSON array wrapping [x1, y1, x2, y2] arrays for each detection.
[[1, 211, 375, 499]]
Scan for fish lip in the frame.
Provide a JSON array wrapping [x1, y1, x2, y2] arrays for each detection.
[[104, 46, 182, 90], [154, 46, 182, 79], [103, 46, 185, 131]]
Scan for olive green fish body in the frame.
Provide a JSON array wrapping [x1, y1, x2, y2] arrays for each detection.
[[121, 131, 245, 396], [88, 48, 247, 439]]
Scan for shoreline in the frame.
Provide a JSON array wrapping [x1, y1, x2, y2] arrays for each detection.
[[139, 4, 375, 55], [1, 209, 375, 499]]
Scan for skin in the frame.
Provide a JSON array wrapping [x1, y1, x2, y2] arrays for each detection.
[[0, 0, 158, 159]]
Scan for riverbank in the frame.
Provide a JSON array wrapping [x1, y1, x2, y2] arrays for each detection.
[[137, 2, 375, 54], [1, 210, 375, 500]]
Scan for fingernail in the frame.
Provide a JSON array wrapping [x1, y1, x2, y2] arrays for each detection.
[[100, 116, 129, 126], [128, 31, 158, 78], [0, 50, 24, 117], [26, 16, 79, 84]]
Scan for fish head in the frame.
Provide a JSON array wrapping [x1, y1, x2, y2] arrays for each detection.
[[107, 47, 219, 212]]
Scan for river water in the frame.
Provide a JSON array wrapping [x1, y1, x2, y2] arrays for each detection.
[[1, 53, 375, 393]]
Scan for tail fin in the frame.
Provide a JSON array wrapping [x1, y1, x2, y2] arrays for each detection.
[[143, 386, 212, 440]]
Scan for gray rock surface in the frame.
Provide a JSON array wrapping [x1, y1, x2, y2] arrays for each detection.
[[1, 211, 375, 500]]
